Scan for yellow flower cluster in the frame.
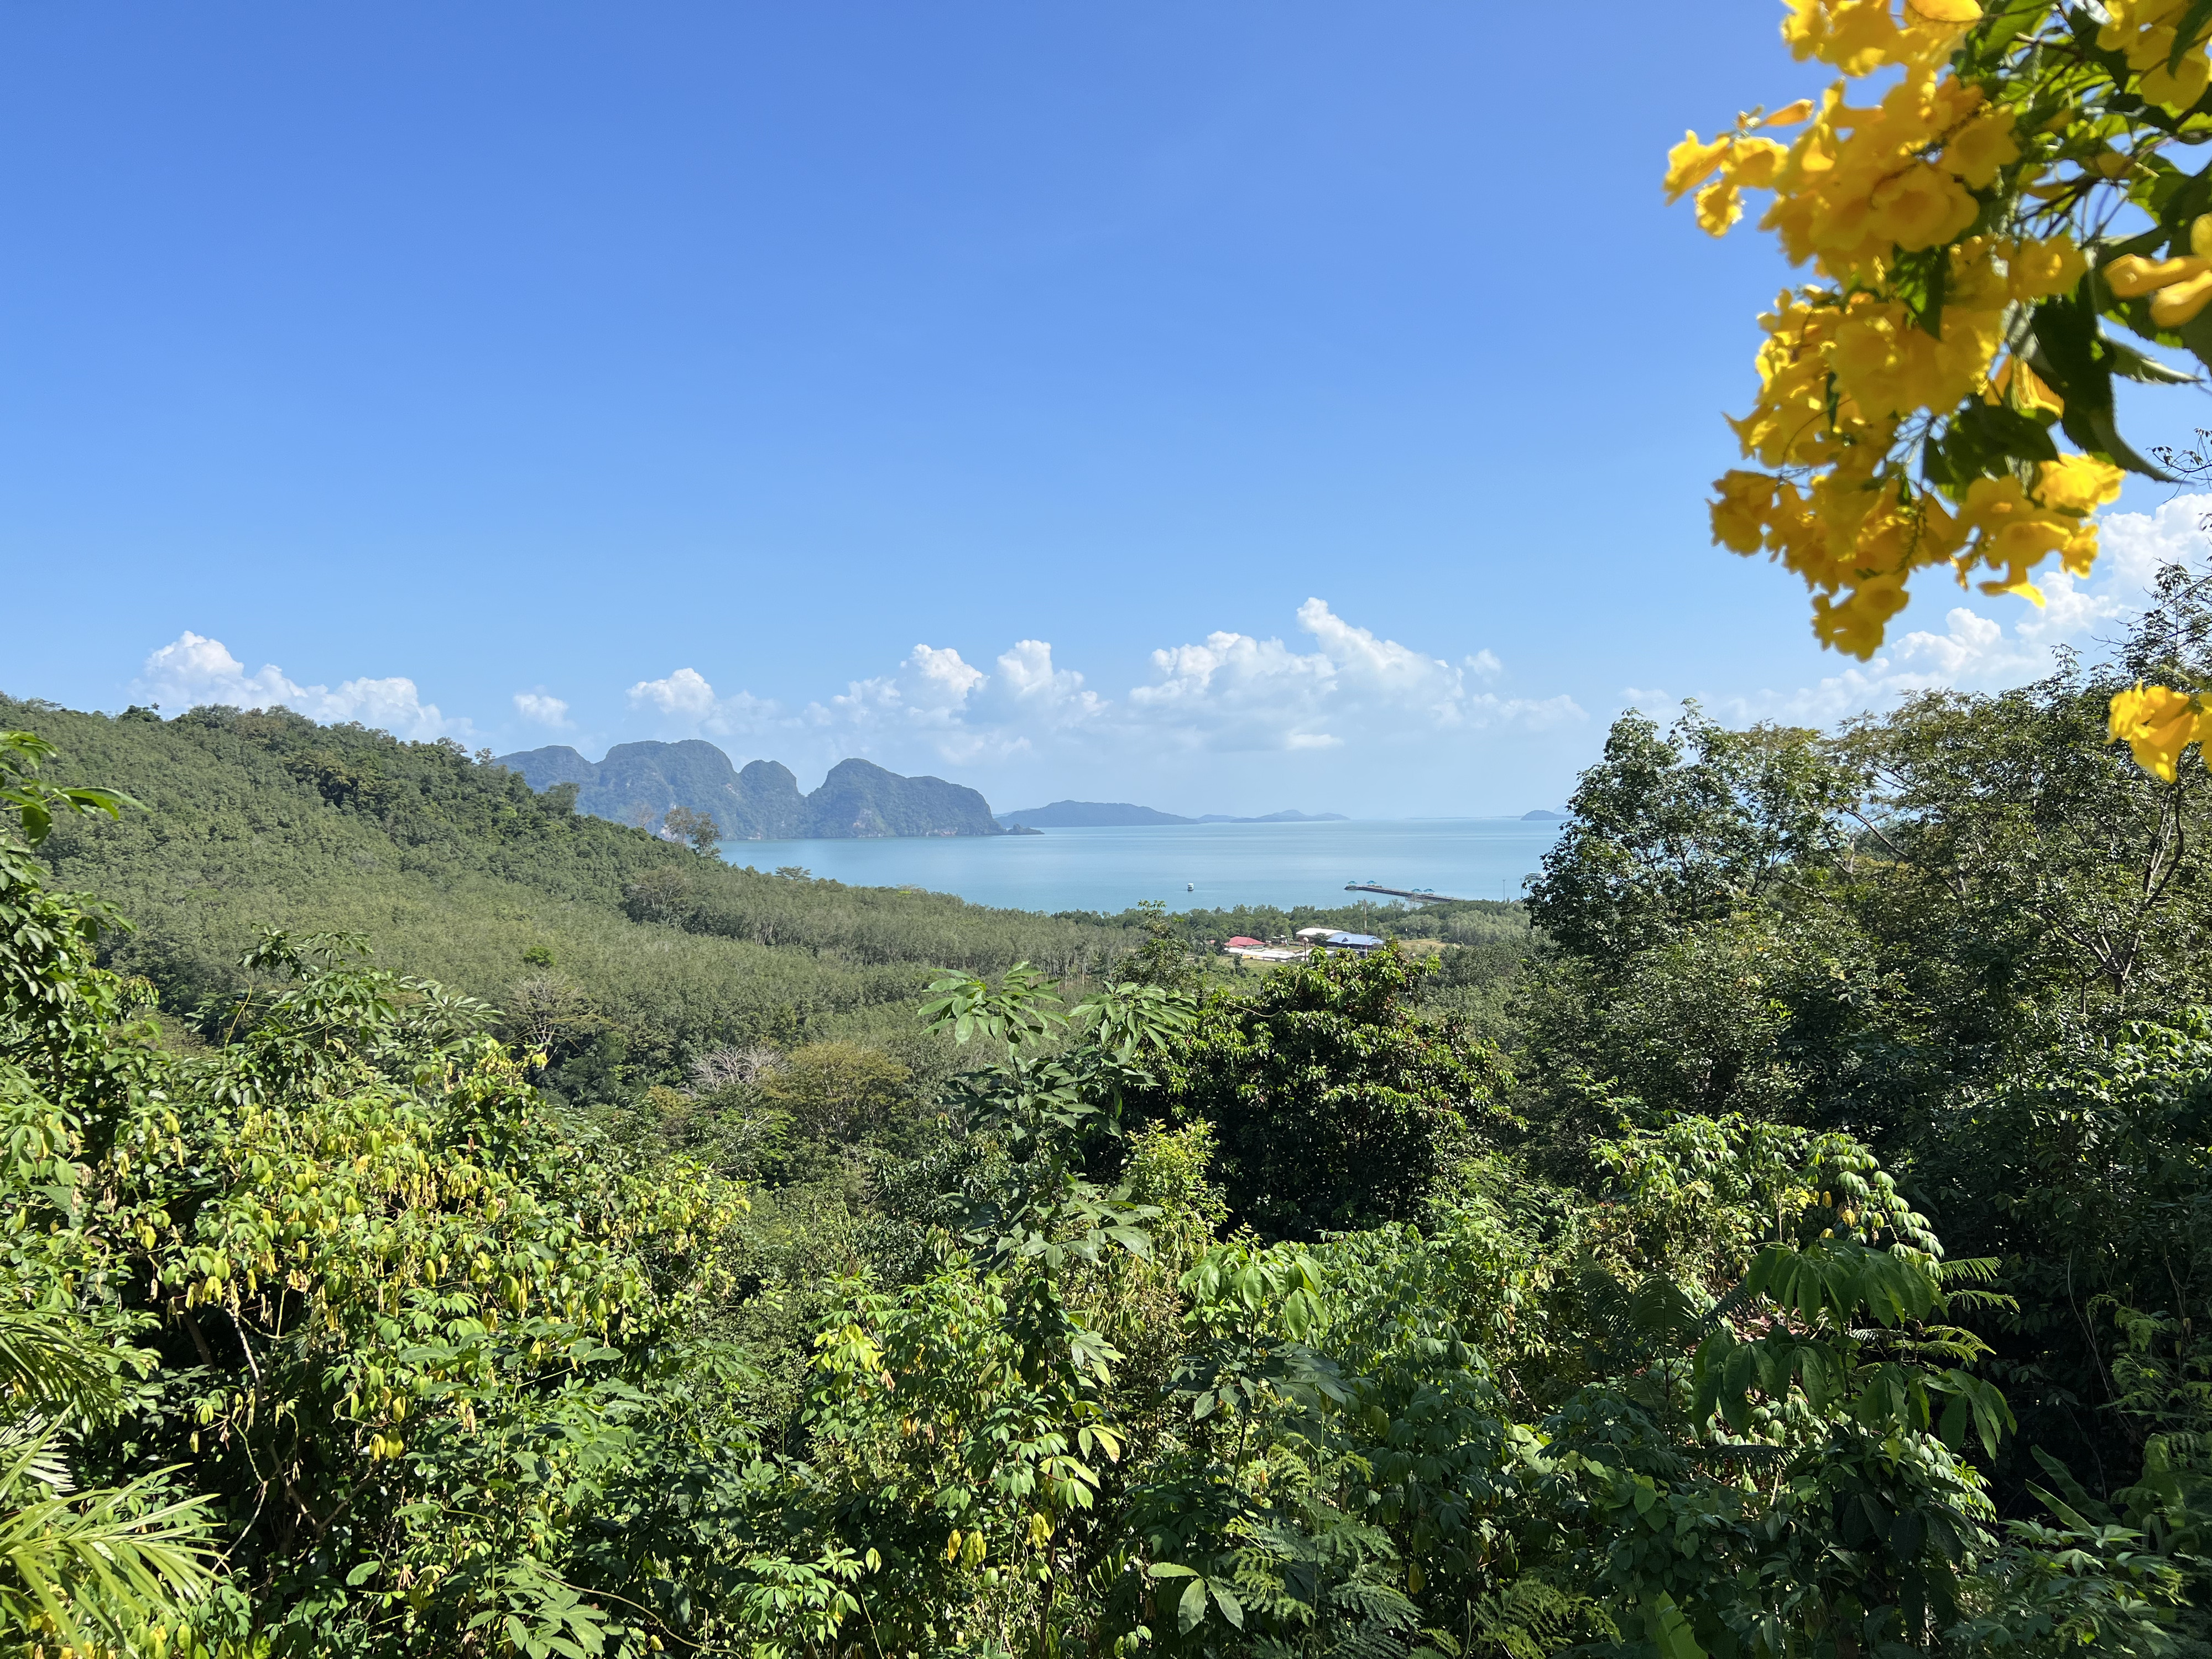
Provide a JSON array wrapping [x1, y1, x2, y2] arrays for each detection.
[[1666, 0, 2157, 659], [1667, 3, 2017, 281], [2110, 682, 2206, 779], [1712, 451, 2119, 656], [1702, 232, 2110, 658], [1782, 0, 1986, 75], [2099, 0, 2212, 111]]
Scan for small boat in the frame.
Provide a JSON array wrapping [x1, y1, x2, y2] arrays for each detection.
[[1186, 882, 1194, 891]]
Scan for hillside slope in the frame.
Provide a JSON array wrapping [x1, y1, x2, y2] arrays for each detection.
[[4, 698, 1138, 1087]]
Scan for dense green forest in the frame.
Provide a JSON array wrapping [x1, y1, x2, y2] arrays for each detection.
[[0, 692, 1522, 1100], [5, 577, 2211, 1658]]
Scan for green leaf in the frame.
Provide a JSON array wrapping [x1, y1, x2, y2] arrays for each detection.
[[2103, 336, 2199, 384], [1211, 1583, 1245, 1629], [2086, 405, 2178, 481], [1645, 1592, 1707, 1659], [346, 1558, 383, 1587], [2178, 305, 2212, 377], [1178, 1575, 1209, 1634], [1953, 400, 2059, 464]]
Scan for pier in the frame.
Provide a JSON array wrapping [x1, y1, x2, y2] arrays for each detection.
[[1343, 883, 1473, 904]]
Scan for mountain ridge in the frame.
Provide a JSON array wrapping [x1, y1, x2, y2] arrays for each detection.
[[497, 742, 1000, 839]]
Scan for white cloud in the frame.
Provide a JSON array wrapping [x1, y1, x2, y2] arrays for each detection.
[[1664, 495, 2212, 728], [629, 666, 718, 719], [907, 644, 986, 708], [993, 640, 1104, 726], [625, 666, 779, 737], [2100, 494, 2209, 594], [513, 691, 571, 728], [603, 604, 1558, 783], [134, 633, 471, 742], [1125, 599, 1578, 752]]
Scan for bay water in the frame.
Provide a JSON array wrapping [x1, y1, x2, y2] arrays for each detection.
[[717, 817, 1563, 914]]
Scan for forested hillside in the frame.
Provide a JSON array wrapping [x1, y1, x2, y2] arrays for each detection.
[[0, 697, 1142, 1086], [4, 572, 2211, 1659]]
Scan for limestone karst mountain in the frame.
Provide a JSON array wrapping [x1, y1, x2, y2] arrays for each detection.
[[494, 740, 1001, 839]]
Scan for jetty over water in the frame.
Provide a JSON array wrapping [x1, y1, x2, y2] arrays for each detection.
[[1343, 883, 1472, 904]]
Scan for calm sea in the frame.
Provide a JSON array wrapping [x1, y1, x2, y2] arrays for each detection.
[[716, 818, 1563, 915]]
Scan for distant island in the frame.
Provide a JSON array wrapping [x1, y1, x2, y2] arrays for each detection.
[[1521, 809, 1568, 821], [996, 800, 1351, 829], [497, 740, 1001, 839]]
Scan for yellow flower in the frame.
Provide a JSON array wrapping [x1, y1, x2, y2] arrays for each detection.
[[2106, 255, 2194, 301], [1905, 0, 1981, 18], [2033, 453, 2124, 515], [1944, 109, 2019, 187], [1957, 473, 2082, 594], [2109, 682, 2203, 781], [2061, 519, 2101, 578], [1785, 0, 1907, 72], [1988, 355, 2063, 415], [1760, 98, 1818, 127], [1829, 299, 1959, 415], [1812, 573, 1910, 658], [1723, 136, 1789, 189], [2151, 267, 2212, 326], [2104, 252, 2207, 298], [1710, 470, 1780, 552], [1697, 179, 1744, 234], [2099, 0, 2188, 65], [1666, 131, 1734, 201], [2007, 235, 2085, 299], [1866, 163, 1978, 250], [2142, 43, 2212, 109]]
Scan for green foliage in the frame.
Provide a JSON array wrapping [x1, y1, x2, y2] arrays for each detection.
[[1, 696, 1163, 1088], [1527, 709, 1851, 971], [1134, 948, 1505, 1241], [5, 623, 2212, 1659], [659, 802, 723, 855]]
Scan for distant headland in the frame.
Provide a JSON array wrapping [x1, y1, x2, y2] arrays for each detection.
[[997, 800, 1349, 829]]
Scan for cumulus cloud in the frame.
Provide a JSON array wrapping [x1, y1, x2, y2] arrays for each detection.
[[614, 603, 1557, 778], [134, 633, 471, 742], [513, 691, 571, 728], [1126, 599, 1579, 752], [625, 667, 779, 737], [1644, 497, 2212, 729], [629, 667, 718, 719]]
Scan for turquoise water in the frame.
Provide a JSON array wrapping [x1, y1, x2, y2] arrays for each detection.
[[717, 818, 1563, 914]]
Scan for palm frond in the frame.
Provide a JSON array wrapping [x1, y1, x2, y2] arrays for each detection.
[[0, 1434, 216, 1651]]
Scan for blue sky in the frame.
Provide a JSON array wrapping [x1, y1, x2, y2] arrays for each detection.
[[6, 1, 2210, 818]]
